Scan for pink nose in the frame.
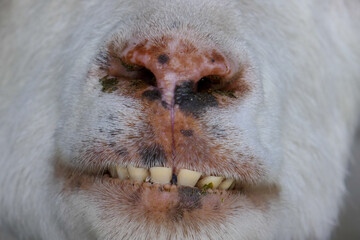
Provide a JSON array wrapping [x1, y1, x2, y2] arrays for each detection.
[[117, 36, 233, 106]]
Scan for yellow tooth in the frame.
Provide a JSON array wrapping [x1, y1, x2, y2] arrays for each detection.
[[127, 166, 148, 182], [109, 166, 118, 178], [218, 178, 235, 190], [177, 169, 202, 187], [150, 167, 172, 184], [115, 166, 129, 180], [197, 176, 224, 189]]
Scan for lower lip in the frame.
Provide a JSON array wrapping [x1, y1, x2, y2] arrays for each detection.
[[60, 169, 277, 227], [83, 175, 242, 224]]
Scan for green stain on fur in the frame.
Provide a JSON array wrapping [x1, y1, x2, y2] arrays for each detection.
[[213, 90, 236, 98], [99, 75, 119, 93]]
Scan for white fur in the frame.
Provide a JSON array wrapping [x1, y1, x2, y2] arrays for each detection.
[[0, 0, 359, 239]]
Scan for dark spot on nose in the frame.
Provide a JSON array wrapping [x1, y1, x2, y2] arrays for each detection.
[[174, 81, 218, 117], [158, 54, 169, 64], [211, 58, 215, 63], [142, 89, 161, 102], [180, 129, 193, 137], [139, 144, 167, 167]]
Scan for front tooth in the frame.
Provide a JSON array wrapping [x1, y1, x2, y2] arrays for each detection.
[[109, 166, 118, 178], [197, 176, 224, 189], [116, 166, 129, 180], [177, 169, 202, 187], [150, 167, 172, 184], [127, 166, 148, 182], [229, 181, 236, 190], [218, 178, 235, 190]]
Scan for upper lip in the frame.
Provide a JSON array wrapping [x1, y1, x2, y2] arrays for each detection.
[[75, 145, 266, 187], [56, 146, 268, 194]]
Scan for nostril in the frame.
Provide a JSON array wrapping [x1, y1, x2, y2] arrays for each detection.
[[196, 75, 222, 93], [118, 59, 157, 88], [139, 68, 157, 87], [107, 54, 157, 88], [174, 80, 218, 117], [197, 77, 212, 93]]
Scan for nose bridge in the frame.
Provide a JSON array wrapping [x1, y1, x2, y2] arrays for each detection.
[[120, 37, 231, 105]]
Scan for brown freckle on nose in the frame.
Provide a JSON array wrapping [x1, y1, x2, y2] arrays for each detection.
[[157, 54, 169, 64], [180, 129, 193, 137], [211, 50, 225, 63]]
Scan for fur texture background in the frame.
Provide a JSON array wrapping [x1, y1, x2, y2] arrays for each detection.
[[0, 0, 359, 239]]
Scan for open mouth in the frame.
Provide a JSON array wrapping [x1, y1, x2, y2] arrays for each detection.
[[93, 164, 246, 224], [57, 151, 278, 235], [107, 165, 237, 192]]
